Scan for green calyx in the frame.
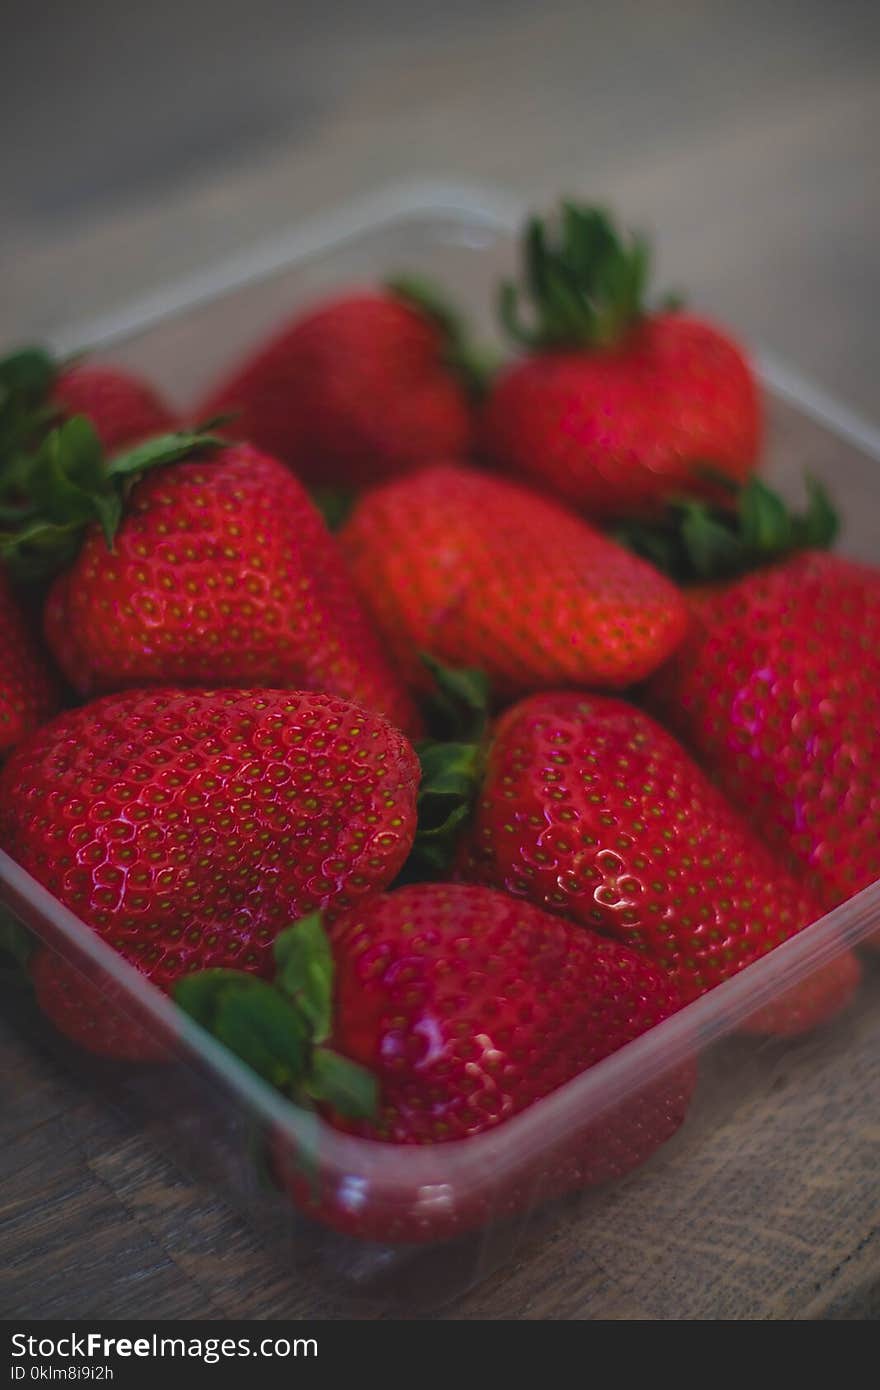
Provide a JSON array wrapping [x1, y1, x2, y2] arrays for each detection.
[[499, 200, 665, 351], [405, 739, 484, 881], [399, 656, 491, 884], [0, 347, 59, 472], [386, 274, 500, 398], [310, 486, 357, 532], [420, 653, 491, 743], [0, 416, 222, 582], [617, 472, 839, 583], [173, 913, 378, 1120]]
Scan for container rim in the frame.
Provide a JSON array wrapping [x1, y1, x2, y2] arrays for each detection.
[[3, 846, 879, 1195], [7, 177, 880, 1201], [48, 177, 880, 462]]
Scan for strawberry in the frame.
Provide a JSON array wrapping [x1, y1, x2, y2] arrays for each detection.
[[0, 347, 176, 468], [643, 549, 880, 916], [29, 948, 170, 1062], [0, 568, 58, 758], [481, 201, 760, 519], [0, 687, 420, 1056], [196, 281, 480, 487], [456, 691, 860, 1028], [50, 362, 178, 452], [0, 417, 419, 733], [339, 462, 688, 700], [176, 892, 694, 1242]]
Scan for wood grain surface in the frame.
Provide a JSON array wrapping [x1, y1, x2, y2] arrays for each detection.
[[2, 0, 879, 1320]]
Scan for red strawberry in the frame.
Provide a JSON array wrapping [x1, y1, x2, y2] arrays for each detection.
[[457, 691, 860, 1029], [0, 347, 176, 468], [740, 949, 863, 1039], [196, 283, 477, 487], [327, 883, 686, 1136], [644, 550, 880, 917], [29, 948, 170, 1062], [51, 363, 178, 452], [482, 202, 760, 518], [6, 422, 418, 733], [0, 687, 420, 1055], [193, 889, 693, 1242], [0, 568, 58, 758], [340, 463, 688, 699]]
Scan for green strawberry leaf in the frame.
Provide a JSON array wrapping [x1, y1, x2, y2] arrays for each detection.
[[616, 472, 840, 584], [213, 981, 311, 1091], [0, 515, 87, 582], [498, 199, 669, 351], [0, 348, 60, 496], [105, 428, 222, 482], [498, 281, 541, 350], [310, 487, 356, 532], [273, 913, 334, 1046], [614, 519, 682, 576], [175, 926, 380, 1123], [306, 1047, 378, 1119], [386, 274, 500, 397], [738, 477, 793, 555], [387, 273, 465, 350], [172, 967, 262, 1029], [398, 736, 483, 883], [0, 419, 223, 582], [25, 418, 107, 525], [401, 656, 492, 880], [415, 740, 482, 824], [799, 474, 839, 548], [420, 653, 491, 742], [680, 503, 746, 578], [0, 347, 56, 401]]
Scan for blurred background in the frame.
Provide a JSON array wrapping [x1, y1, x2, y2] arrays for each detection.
[[2, 0, 878, 415]]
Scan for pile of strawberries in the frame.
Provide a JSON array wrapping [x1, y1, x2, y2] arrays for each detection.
[[0, 201, 876, 1245]]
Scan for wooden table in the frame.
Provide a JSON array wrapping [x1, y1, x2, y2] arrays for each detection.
[[2, 0, 879, 1320]]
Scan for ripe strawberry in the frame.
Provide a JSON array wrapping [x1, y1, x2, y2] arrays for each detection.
[[326, 883, 687, 1136], [739, 949, 863, 1039], [0, 417, 419, 733], [51, 363, 178, 452], [457, 692, 860, 1028], [0, 687, 420, 1055], [0, 347, 176, 469], [0, 569, 58, 758], [196, 282, 478, 487], [644, 550, 880, 916], [340, 463, 688, 700], [482, 201, 760, 518], [176, 892, 693, 1242], [29, 948, 170, 1062]]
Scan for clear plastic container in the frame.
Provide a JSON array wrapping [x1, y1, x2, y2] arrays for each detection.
[[3, 182, 879, 1317]]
